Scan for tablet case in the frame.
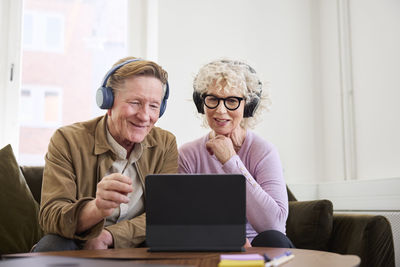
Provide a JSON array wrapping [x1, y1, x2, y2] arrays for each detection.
[[145, 174, 246, 252]]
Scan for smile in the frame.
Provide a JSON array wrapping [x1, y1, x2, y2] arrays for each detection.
[[214, 118, 230, 122], [129, 122, 147, 128]]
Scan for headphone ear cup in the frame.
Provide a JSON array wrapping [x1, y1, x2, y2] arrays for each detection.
[[193, 91, 204, 114], [243, 97, 260, 118], [96, 86, 114, 109], [159, 99, 167, 118], [159, 82, 170, 117]]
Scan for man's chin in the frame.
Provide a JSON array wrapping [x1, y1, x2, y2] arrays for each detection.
[[128, 137, 145, 144], [127, 131, 148, 143]]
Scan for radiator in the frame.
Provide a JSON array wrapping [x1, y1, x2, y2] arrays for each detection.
[[337, 210, 400, 267]]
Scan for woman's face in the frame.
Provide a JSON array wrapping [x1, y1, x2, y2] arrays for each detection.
[[204, 84, 245, 136]]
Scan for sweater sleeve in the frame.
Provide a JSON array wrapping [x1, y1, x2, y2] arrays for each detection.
[[178, 148, 193, 174], [178, 133, 288, 234], [178, 138, 201, 174], [222, 148, 288, 234]]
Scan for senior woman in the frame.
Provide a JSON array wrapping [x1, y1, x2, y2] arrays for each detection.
[[178, 59, 293, 248]]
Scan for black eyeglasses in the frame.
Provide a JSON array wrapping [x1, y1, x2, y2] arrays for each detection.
[[202, 94, 244, 111]]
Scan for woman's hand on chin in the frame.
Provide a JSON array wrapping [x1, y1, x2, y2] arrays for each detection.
[[206, 135, 236, 164]]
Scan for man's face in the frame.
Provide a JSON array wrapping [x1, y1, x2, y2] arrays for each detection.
[[107, 75, 163, 149]]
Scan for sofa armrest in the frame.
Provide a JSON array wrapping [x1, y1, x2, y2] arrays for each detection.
[[20, 166, 44, 204], [329, 214, 395, 267], [286, 200, 333, 251]]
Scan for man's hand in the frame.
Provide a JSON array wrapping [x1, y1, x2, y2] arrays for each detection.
[[83, 229, 113, 250], [95, 173, 133, 218], [76, 173, 133, 233]]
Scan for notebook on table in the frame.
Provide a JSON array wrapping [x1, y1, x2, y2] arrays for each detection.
[[145, 174, 246, 252]]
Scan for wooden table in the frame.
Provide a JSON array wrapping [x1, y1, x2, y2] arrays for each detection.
[[3, 247, 360, 267]]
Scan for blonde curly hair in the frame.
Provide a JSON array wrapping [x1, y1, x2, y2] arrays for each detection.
[[193, 59, 271, 129]]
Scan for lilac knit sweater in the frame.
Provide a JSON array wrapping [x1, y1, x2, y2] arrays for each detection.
[[178, 130, 288, 240]]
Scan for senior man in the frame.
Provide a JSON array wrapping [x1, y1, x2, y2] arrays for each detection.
[[34, 57, 177, 251]]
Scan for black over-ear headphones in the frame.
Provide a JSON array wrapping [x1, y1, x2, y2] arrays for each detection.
[[192, 60, 261, 118], [96, 58, 170, 118]]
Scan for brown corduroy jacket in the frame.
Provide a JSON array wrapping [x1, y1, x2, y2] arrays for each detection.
[[39, 115, 178, 248]]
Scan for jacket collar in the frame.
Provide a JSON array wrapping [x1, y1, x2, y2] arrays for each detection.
[[94, 115, 111, 155]]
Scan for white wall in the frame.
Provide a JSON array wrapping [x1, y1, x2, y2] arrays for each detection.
[[350, 0, 400, 180], [155, 0, 320, 183], [317, 0, 400, 182], [318, 0, 346, 181], [144, 0, 400, 207]]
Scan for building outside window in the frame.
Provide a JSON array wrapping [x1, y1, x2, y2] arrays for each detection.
[[20, 0, 128, 165]]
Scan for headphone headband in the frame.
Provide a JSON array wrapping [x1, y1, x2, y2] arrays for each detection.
[[100, 58, 141, 88]]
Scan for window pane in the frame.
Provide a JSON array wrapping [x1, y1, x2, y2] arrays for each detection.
[[20, 0, 128, 165], [45, 15, 63, 50], [44, 91, 60, 123], [20, 89, 34, 123], [23, 13, 33, 46]]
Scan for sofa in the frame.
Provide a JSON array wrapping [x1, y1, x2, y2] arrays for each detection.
[[285, 190, 395, 267], [0, 144, 395, 266]]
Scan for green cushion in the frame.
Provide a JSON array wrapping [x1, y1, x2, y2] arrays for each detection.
[[286, 199, 333, 251], [0, 144, 43, 254]]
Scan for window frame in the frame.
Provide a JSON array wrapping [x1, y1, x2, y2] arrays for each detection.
[[0, 0, 23, 153]]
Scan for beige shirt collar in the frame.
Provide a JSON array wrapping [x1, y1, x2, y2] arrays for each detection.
[[106, 126, 143, 162]]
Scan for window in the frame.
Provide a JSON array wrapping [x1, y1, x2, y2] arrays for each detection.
[[19, 0, 128, 165], [23, 11, 64, 52], [19, 86, 62, 127]]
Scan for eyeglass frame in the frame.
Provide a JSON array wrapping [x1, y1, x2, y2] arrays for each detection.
[[202, 94, 244, 111]]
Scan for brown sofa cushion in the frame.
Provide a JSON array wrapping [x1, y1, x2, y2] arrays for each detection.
[[20, 166, 44, 204], [286, 199, 333, 251], [0, 144, 43, 254], [330, 214, 395, 267]]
